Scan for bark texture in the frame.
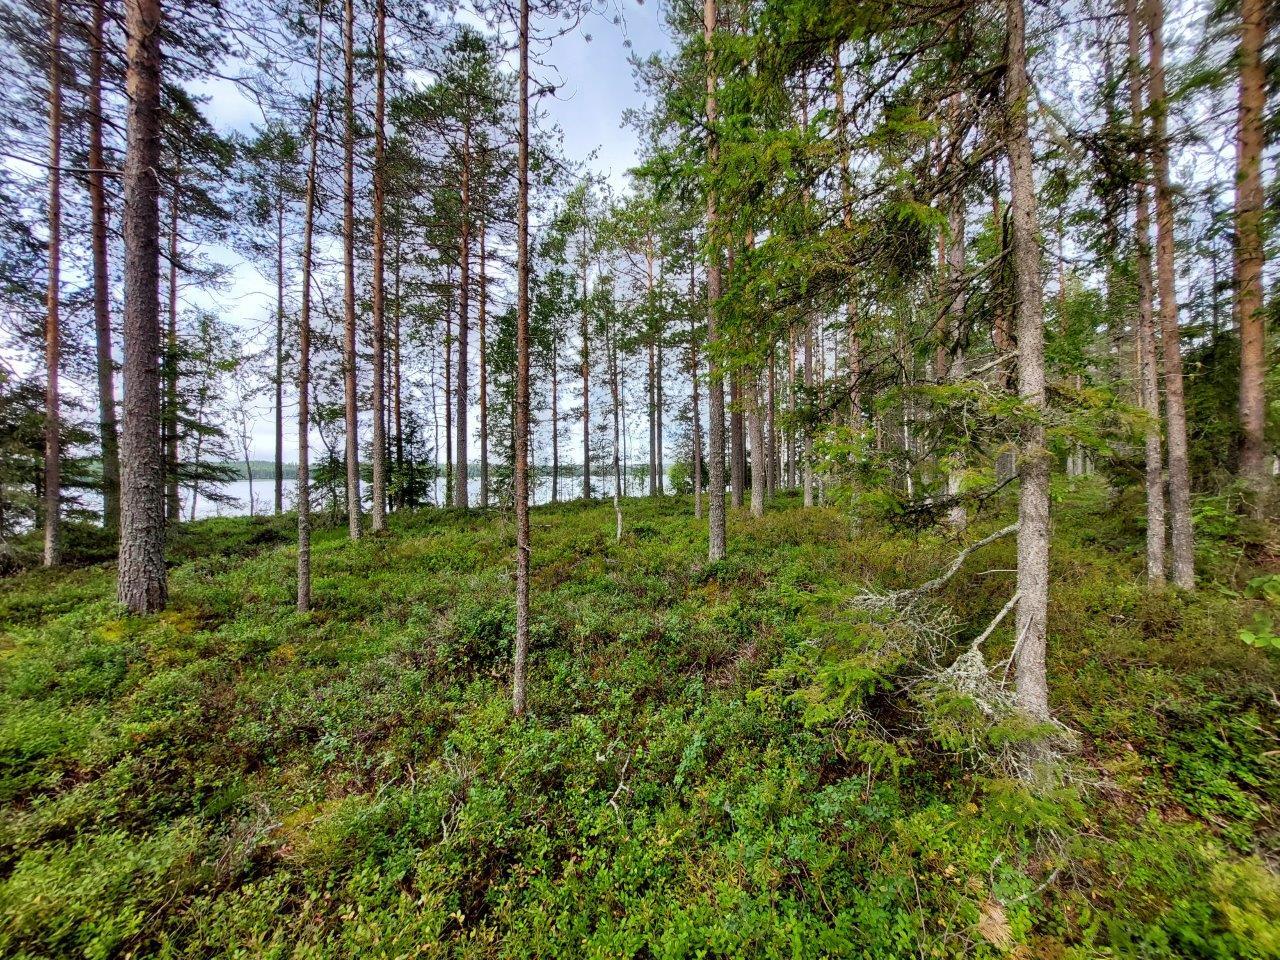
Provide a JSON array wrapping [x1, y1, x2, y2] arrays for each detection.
[[297, 0, 324, 612], [1235, 0, 1267, 498], [1127, 0, 1166, 584], [369, 0, 388, 530], [1146, 0, 1194, 587], [341, 0, 361, 539], [88, 0, 120, 536], [704, 0, 726, 562], [43, 0, 62, 567], [512, 0, 531, 715], [117, 0, 168, 614], [1005, 0, 1052, 724]]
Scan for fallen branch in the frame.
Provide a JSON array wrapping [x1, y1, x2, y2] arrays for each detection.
[[969, 591, 1020, 652], [905, 522, 1019, 597]]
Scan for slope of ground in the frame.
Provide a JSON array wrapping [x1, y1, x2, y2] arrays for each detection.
[[0, 484, 1277, 958]]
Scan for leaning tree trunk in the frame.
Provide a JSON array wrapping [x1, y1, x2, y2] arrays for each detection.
[[512, 0, 532, 716], [1127, 0, 1166, 584], [704, 0, 726, 562], [1235, 0, 1267, 502], [88, 0, 119, 537], [1005, 0, 1052, 727], [369, 0, 388, 531], [341, 0, 361, 539], [1146, 0, 1194, 587], [43, 0, 62, 567], [118, 0, 168, 614], [296, 0, 324, 612]]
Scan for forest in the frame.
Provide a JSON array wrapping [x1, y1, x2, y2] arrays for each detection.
[[0, 0, 1277, 954]]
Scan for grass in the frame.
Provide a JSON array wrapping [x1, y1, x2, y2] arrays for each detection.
[[0, 482, 1277, 958]]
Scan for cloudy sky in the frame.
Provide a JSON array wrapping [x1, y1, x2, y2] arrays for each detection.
[[191, 1, 675, 463]]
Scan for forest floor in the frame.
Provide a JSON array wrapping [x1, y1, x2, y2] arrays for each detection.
[[1, 482, 1278, 958]]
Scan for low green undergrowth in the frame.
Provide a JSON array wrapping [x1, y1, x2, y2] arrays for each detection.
[[0, 484, 1276, 958]]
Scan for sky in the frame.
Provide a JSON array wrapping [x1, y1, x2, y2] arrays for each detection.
[[191, 0, 676, 463]]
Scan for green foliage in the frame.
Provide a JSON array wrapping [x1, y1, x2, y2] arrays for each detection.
[[0, 492, 1276, 957]]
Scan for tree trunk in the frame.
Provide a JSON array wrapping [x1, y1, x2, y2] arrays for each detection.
[[1146, 0, 1194, 587], [117, 0, 167, 613], [705, 0, 726, 562], [88, 0, 119, 537], [455, 119, 471, 509], [787, 331, 796, 488], [479, 223, 489, 507], [393, 232, 404, 508], [748, 374, 765, 518], [803, 320, 814, 507], [341, 0, 361, 538], [648, 340, 657, 495], [690, 261, 703, 519], [43, 0, 63, 567], [657, 342, 665, 494], [610, 331, 623, 540], [551, 341, 559, 502], [1235, 0, 1267, 500], [274, 182, 285, 515], [512, 0, 531, 716], [165, 170, 180, 524], [1005, 0, 1052, 726], [580, 240, 591, 499], [766, 348, 777, 496], [298, 0, 325, 610], [944, 192, 967, 531], [730, 372, 745, 508], [444, 287, 453, 504], [1127, 0, 1166, 583], [369, 0, 388, 530]]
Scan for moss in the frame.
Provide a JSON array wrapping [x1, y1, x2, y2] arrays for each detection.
[[0, 491, 1276, 957]]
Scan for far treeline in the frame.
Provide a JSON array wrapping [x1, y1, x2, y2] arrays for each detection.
[[0, 0, 1273, 774]]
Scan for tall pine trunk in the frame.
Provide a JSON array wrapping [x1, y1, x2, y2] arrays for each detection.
[[394, 233, 404, 507], [165, 172, 180, 524], [748, 375, 764, 518], [1005, 0, 1053, 726], [580, 243, 591, 499], [610, 330, 623, 540], [454, 119, 471, 509], [803, 320, 814, 507], [512, 0, 532, 716], [690, 261, 703, 519], [551, 343, 559, 502], [88, 0, 119, 536], [118, 0, 167, 614], [1235, 0, 1267, 499], [297, 0, 324, 612], [43, 0, 62, 566], [341, 0, 361, 538], [705, 0, 726, 562], [369, 0, 388, 530], [274, 181, 285, 515], [1127, 0, 1166, 583], [479, 223, 489, 507], [1146, 0, 1194, 587]]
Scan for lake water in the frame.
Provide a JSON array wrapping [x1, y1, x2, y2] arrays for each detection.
[[180, 472, 653, 519]]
